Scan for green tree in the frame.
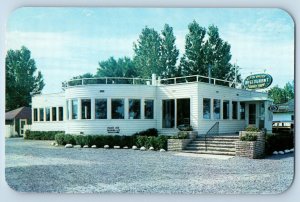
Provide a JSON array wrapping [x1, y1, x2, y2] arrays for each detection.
[[179, 22, 239, 82], [133, 27, 162, 78], [160, 24, 180, 78], [97, 57, 137, 77], [5, 46, 45, 111], [268, 82, 294, 104], [179, 20, 206, 76], [72, 73, 94, 79]]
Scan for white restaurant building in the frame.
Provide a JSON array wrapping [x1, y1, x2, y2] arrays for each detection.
[[31, 74, 273, 136]]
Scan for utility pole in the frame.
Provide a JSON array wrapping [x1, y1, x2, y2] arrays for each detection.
[[208, 64, 211, 84]]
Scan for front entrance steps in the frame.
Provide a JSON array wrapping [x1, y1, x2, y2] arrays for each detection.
[[183, 135, 239, 156]]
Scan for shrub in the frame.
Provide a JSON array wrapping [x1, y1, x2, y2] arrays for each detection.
[[133, 128, 158, 137], [245, 126, 260, 132], [74, 135, 86, 146], [157, 136, 168, 150], [240, 133, 257, 141], [135, 135, 167, 150], [55, 133, 66, 145], [177, 124, 193, 131], [55, 133, 75, 145], [265, 133, 294, 155], [136, 136, 148, 147], [24, 130, 64, 140]]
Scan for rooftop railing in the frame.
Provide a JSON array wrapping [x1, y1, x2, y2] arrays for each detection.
[[62, 75, 239, 89], [62, 77, 152, 88]]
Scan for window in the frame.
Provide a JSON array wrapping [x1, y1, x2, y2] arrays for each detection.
[[223, 100, 229, 119], [111, 99, 124, 119], [291, 115, 294, 121], [39, 108, 44, 121], [52, 107, 57, 121], [240, 102, 245, 119], [46, 107, 50, 121], [144, 100, 154, 119], [213, 99, 221, 119], [232, 101, 238, 119], [162, 99, 175, 128], [129, 99, 141, 119], [33, 108, 38, 121], [177, 98, 190, 126], [58, 107, 63, 121], [95, 99, 107, 119], [66, 100, 69, 120], [72, 99, 78, 119], [81, 99, 91, 119], [203, 98, 211, 119]]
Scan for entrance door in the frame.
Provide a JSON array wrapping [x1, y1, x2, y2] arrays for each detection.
[[249, 104, 256, 125], [162, 99, 175, 128], [177, 98, 190, 126], [19, 119, 27, 136]]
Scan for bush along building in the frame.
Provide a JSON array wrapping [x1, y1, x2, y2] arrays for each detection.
[[30, 74, 274, 156]]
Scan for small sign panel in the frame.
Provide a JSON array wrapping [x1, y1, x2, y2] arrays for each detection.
[[268, 105, 278, 112], [107, 126, 120, 133], [244, 73, 273, 89]]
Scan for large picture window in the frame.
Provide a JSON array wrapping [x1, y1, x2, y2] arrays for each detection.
[[162, 99, 175, 128], [223, 100, 229, 119], [111, 99, 124, 119], [39, 108, 44, 121], [240, 102, 245, 120], [144, 100, 154, 119], [72, 99, 78, 119], [52, 107, 57, 121], [203, 98, 211, 119], [33, 108, 38, 121], [232, 101, 238, 119], [213, 99, 221, 119], [129, 99, 141, 119], [58, 107, 63, 121], [95, 99, 107, 119], [81, 99, 91, 119], [46, 107, 50, 121]]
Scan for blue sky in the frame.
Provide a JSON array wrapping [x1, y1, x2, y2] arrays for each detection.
[[6, 8, 294, 93]]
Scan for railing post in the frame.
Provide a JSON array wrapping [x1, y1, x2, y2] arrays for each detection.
[[82, 79, 84, 85], [214, 79, 216, 85], [106, 77, 108, 84], [133, 78, 135, 85], [197, 75, 199, 82]]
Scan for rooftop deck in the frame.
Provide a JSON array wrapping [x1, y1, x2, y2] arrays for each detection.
[[62, 75, 239, 89]]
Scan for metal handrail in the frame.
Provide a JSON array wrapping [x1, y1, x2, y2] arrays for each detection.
[[204, 122, 219, 151], [62, 77, 152, 88]]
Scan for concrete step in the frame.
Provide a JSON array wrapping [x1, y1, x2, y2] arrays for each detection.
[[188, 143, 235, 148], [185, 146, 236, 152], [191, 141, 236, 145], [183, 150, 236, 156]]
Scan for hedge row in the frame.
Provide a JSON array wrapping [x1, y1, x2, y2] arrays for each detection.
[[54, 133, 168, 150], [265, 133, 294, 155], [132, 128, 158, 137], [24, 130, 65, 140]]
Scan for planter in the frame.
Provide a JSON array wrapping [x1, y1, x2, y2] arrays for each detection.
[[168, 139, 192, 151], [235, 131, 265, 159]]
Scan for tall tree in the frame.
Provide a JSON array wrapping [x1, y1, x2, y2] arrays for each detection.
[[133, 27, 162, 78], [97, 57, 137, 77], [179, 21, 239, 82], [268, 81, 294, 104], [160, 24, 180, 78], [179, 20, 207, 76], [5, 46, 45, 111]]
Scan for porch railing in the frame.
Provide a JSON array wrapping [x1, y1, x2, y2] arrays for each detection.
[[204, 122, 219, 151]]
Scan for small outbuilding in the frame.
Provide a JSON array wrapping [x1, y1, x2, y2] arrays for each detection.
[[5, 107, 32, 137]]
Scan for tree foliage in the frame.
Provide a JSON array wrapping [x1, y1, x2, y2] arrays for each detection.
[[160, 24, 180, 78], [72, 73, 94, 79], [268, 81, 294, 104], [133, 27, 162, 78], [97, 57, 137, 77], [179, 21, 240, 82], [5, 46, 45, 111]]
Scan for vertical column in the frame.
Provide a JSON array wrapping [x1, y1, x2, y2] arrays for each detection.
[[174, 99, 177, 128], [78, 98, 82, 120], [220, 99, 223, 120], [91, 98, 95, 120], [50, 107, 53, 121], [124, 98, 129, 119], [69, 99, 73, 120], [107, 98, 111, 119], [141, 98, 145, 119], [210, 98, 214, 120], [245, 103, 249, 126], [229, 100, 233, 120], [237, 101, 241, 120]]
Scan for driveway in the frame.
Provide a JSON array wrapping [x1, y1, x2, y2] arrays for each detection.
[[5, 138, 294, 194]]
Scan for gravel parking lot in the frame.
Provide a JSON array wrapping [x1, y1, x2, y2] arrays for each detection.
[[5, 138, 294, 194]]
